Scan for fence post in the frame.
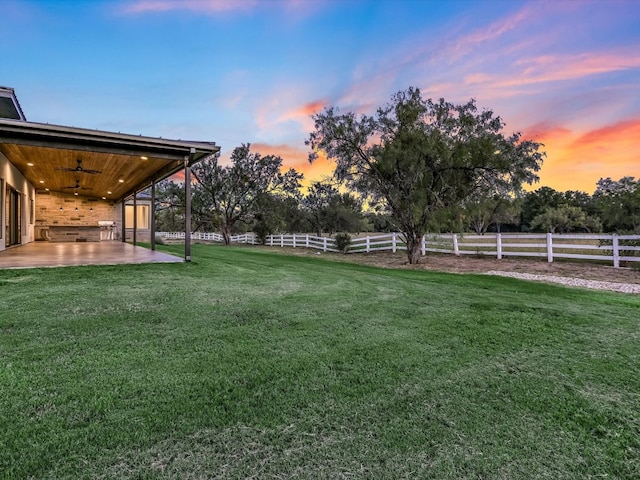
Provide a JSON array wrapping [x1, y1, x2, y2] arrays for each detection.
[[547, 233, 553, 263], [392, 233, 397, 253], [269, 235, 273, 247], [293, 234, 296, 248], [323, 237, 327, 252], [453, 234, 460, 256], [612, 233, 620, 268], [366, 236, 370, 253], [496, 233, 502, 260], [421, 235, 426, 256], [280, 234, 284, 248], [305, 234, 309, 248]]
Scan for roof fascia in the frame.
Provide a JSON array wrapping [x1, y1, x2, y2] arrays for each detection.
[[0, 118, 219, 161]]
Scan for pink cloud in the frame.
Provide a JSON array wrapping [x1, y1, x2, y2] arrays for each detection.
[[120, 0, 326, 16], [121, 0, 259, 14], [497, 51, 640, 88], [440, 4, 535, 63]]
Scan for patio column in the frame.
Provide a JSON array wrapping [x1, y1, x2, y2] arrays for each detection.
[[121, 198, 126, 242], [133, 192, 137, 246], [151, 181, 156, 251], [184, 148, 195, 262]]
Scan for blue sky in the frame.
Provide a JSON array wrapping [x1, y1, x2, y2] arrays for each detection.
[[2, 0, 640, 192]]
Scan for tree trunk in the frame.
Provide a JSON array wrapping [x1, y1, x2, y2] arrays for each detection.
[[221, 225, 232, 245], [405, 233, 423, 264]]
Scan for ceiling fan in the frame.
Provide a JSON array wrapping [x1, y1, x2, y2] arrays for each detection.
[[56, 158, 102, 174], [62, 179, 92, 190]]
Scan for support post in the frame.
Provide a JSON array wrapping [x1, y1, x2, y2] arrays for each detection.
[[421, 235, 426, 256], [546, 233, 553, 263], [366, 236, 370, 253], [392, 233, 397, 253], [305, 234, 309, 248], [453, 234, 460, 256], [151, 181, 156, 251], [323, 237, 327, 252], [132, 192, 137, 246], [121, 198, 126, 242], [184, 149, 194, 262], [293, 234, 296, 248], [496, 233, 502, 260], [612, 234, 620, 268]]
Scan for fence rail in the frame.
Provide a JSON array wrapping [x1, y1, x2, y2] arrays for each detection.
[[156, 232, 640, 268]]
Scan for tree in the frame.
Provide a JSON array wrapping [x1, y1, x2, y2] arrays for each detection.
[[302, 181, 366, 235], [307, 87, 545, 263], [463, 190, 521, 234], [520, 186, 564, 230], [252, 194, 307, 244], [593, 176, 640, 232], [192, 144, 303, 245], [154, 179, 185, 232], [302, 181, 339, 236], [530, 205, 602, 233]]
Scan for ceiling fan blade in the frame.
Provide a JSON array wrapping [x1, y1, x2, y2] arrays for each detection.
[[55, 159, 102, 174]]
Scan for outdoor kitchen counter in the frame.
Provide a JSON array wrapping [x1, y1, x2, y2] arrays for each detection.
[[44, 225, 102, 242]]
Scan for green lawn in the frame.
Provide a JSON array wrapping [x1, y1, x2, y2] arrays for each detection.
[[1, 245, 639, 479]]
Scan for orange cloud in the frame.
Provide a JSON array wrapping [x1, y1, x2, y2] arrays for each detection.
[[276, 99, 328, 133], [250, 142, 334, 186], [526, 119, 640, 193]]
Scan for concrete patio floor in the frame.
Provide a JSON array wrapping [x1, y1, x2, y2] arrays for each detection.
[[0, 241, 183, 269]]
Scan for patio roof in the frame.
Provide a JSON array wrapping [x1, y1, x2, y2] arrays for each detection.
[[0, 117, 220, 201]]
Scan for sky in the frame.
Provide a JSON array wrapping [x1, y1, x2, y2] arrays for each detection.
[[2, 0, 639, 194]]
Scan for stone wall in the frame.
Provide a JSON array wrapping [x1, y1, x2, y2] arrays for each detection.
[[35, 191, 117, 239]]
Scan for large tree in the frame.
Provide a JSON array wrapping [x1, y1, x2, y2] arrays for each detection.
[[307, 87, 545, 263], [192, 144, 302, 245]]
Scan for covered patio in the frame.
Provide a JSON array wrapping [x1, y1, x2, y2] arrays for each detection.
[[1, 88, 220, 268], [0, 241, 182, 269]]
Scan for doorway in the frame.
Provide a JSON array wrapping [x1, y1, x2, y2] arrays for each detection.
[[5, 184, 21, 246]]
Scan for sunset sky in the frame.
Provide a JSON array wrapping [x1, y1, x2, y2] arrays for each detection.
[[2, 0, 639, 193]]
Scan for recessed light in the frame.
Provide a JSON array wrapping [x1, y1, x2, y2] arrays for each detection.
[[39, 180, 45, 184], [74, 192, 78, 196], [118, 179, 124, 183], [141, 156, 148, 160], [107, 191, 112, 194], [102, 196, 106, 200], [45, 188, 50, 191], [27, 162, 34, 166]]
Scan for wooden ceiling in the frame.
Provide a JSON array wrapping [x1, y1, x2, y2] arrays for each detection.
[[0, 119, 219, 200], [1, 143, 180, 199]]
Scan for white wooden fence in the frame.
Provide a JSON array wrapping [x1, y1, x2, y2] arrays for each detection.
[[156, 232, 640, 268]]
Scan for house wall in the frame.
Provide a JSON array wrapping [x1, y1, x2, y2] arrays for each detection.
[[1, 150, 35, 251], [35, 191, 117, 240]]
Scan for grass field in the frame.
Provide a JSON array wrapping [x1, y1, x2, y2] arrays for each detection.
[[1, 244, 639, 479]]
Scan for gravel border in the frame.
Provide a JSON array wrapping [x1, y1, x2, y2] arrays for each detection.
[[485, 271, 640, 294]]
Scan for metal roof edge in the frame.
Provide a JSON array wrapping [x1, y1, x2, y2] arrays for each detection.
[[0, 117, 219, 153]]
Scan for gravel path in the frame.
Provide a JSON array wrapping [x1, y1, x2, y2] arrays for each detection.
[[486, 271, 640, 294]]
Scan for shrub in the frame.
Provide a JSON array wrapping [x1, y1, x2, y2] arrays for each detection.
[[334, 232, 352, 253]]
